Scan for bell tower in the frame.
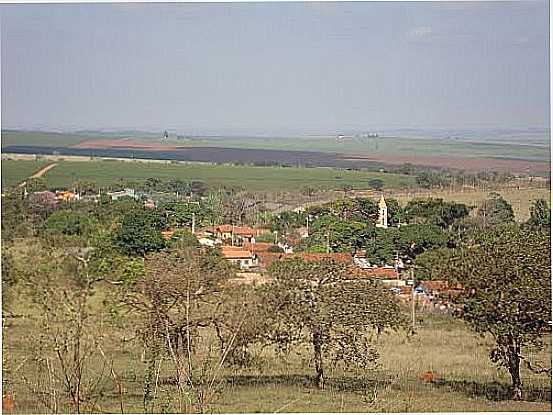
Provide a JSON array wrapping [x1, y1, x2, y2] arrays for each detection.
[[376, 195, 388, 229]]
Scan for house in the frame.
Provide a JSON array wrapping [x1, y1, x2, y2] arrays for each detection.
[[206, 225, 269, 244], [256, 252, 352, 270], [144, 199, 156, 209], [55, 190, 80, 202], [220, 246, 258, 269], [107, 188, 137, 201]]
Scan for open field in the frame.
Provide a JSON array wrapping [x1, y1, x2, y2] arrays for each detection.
[[1, 158, 416, 191], [385, 187, 552, 222], [3, 287, 551, 413], [2, 130, 550, 175], [1, 159, 49, 188]]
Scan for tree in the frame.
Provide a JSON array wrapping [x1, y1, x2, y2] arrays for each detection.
[[403, 198, 470, 229], [42, 210, 93, 238], [115, 207, 166, 256], [10, 245, 111, 413], [307, 215, 369, 253], [444, 225, 551, 399], [263, 258, 405, 388], [527, 199, 551, 229], [477, 193, 514, 227], [368, 178, 384, 191], [122, 247, 243, 413]]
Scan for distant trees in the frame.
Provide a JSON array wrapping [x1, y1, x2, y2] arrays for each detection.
[[264, 258, 405, 388], [476, 192, 515, 227], [367, 178, 384, 191], [403, 198, 470, 229]]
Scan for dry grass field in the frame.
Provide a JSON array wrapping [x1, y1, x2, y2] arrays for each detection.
[[3, 284, 551, 414]]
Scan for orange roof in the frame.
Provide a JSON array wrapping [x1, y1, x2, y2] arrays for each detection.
[[242, 242, 275, 253], [221, 246, 255, 259], [298, 253, 352, 264], [211, 225, 269, 237], [348, 267, 398, 279], [161, 230, 175, 241], [257, 252, 293, 268]]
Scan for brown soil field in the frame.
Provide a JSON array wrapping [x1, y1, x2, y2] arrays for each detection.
[[27, 137, 550, 175], [342, 154, 551, 174]]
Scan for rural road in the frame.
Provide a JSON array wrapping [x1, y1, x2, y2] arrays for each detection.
[[18, 162, 58, 188]]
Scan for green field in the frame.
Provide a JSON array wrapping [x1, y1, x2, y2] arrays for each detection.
[[2, 130, 550, 163], [1, 131, 102, 148], [7, 159, 416, 191], [1, 159, 48, 188], [167, 135, 550, 162]]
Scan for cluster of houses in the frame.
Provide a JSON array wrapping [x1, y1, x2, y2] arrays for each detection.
[[26, 187, 461, 312]]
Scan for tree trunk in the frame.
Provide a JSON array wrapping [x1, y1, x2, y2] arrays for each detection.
[[508, 345, 523, 400], [313, 332, 324, 389]]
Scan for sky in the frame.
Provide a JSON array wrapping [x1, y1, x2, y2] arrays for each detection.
[[1, 1, 550, 135]]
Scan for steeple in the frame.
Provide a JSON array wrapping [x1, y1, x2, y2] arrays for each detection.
[[376, 195, 388, 229]]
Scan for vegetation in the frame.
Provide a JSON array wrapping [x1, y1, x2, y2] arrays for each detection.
[[1, 163, 551, 413]]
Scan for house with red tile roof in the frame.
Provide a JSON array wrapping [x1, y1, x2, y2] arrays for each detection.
[[220, 246, 258, 269]]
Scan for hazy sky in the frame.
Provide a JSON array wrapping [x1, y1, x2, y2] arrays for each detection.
[[1, 1, 549, 134]]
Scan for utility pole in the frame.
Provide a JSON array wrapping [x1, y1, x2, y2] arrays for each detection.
[[411, 267, 416, 331], [191, 212, 196, 235], [306, 215, 310, 236]]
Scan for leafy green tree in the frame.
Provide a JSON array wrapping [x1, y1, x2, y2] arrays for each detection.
[[368, 178, 384, 191], [1, 190, 31, 241], [307, 215, 369, 253], [477, 192, 515, 227], [364, 227, 399, 265], [115, 207, 166, 256], [42, 210, 93, 237], [527, 199, 551, 229], [166, 229, 199, 249], [264, 258, 405, 388], [404, 198, 470, 228], [443, 225, 551, 399], [397, 224, 448, 261]]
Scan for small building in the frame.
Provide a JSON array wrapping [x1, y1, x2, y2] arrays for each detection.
[[55, 190, 80, 203], [221, 246, 258, 269], [107, 188, 137, 201]]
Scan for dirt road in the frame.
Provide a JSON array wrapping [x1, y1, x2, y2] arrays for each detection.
[[18, 163, 58, 188]]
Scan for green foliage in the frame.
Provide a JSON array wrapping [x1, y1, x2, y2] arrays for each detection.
[[527, 199, 551, 229], [42, 209, 94, 237], [403, 198, 470, 228], [263, 258, 405, 388], [444, 224, 551, 398], [368, 178, 384, 191], [307, 215, 371, 253], [114, 207, 166, 256], [166, 229, 200, 249], [477, 192, 515, 227]]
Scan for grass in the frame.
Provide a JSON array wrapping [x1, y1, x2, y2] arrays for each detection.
[[3, 284, 551, 414], [1, 159, 48, 188], [1, 131, 104, 148], [7, 159, 417, 191]]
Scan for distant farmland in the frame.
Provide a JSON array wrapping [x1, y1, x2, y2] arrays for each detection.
[[2, 130, 550, 175], [2, 159, 416, 192]]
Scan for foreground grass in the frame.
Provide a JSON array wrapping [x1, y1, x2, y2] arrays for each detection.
[[3, 159, 416, 192], [3, 285, 550, 413]]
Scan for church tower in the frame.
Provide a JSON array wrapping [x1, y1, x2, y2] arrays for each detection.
[[376, 195, 388, 229]]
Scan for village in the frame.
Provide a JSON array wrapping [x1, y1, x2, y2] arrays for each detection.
[[21, 185, 464, 316]]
